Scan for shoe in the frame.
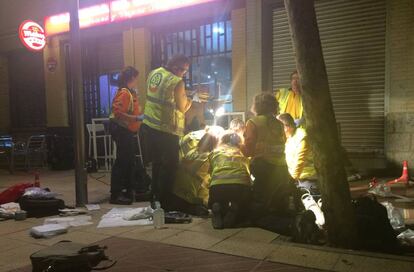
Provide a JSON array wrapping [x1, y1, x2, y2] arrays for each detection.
[[110, 195, 133, 205], [292, 210, 320, 244], [223, 203, 239, 228], [211, 203, 223, 229], [192, 205, 210, 217], [135, 191, 152, 202]]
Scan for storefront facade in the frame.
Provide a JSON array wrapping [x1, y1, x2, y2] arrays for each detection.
[[43, 0, 246, 128]]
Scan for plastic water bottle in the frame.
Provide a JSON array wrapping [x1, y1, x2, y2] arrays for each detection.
[[153, 201, 165, 229]]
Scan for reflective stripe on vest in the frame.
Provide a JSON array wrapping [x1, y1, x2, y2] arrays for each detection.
[[143, 67, 185, 136], [209, 145, 251, 187]]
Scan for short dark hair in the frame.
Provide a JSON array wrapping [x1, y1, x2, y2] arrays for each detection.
[[277, 113, 296, 128], [251, 92, 278, 116], [166, 54, 191, 70], [220, 132, 242, 147], [290, 70, 298, 80], [118, 66, 139, 88]]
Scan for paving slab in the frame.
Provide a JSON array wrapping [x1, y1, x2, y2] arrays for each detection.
[[162, 230, 227, 250], [333, 253, 414, 272], [209, 237, 277, 260], [118, 225, 183, 242], [267, 244, 341, 271]]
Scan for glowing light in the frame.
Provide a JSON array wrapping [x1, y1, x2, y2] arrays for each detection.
[[45, 0, 218, 35], [215, 107, 225, 117], [212, 26, 224, 34], [19, 20, 46, 51]]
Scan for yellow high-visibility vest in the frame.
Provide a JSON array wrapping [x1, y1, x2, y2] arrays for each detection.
[[276, 88, 303, 120], [179, 129, 206, 159], [285, 127, 317, 180], [248, 115, 286, 166], [209, 145, 251, 187], [143, 67, 185, 136], [173, 149, 210, 206]]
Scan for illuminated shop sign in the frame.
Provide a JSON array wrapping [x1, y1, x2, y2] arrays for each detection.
[[45, 0, 218, 36], [19, 20, 46, 51]]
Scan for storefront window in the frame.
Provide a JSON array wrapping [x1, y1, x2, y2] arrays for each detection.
[[98, 72, 120, 117], [152, 18, 233, 115]]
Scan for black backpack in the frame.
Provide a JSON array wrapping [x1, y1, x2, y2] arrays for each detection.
[[30, 240, 116, 272], [19, 196, 65, 218], [352, 195, 400, 253]]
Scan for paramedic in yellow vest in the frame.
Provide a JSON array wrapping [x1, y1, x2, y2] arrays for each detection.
[[109, 66, 142, 205], [242, 93, 295, 217], [277, 113, 320, 196], [141, 54, 192, 208], [209, 133, 251, 229], [171, 133, 219, 216], [275, 70, 305, 127]]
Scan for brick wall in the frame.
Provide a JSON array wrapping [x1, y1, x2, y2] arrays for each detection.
[[385, 0, 414, 169], [231, 8, 247, 112], [0, 55, 10, 133]]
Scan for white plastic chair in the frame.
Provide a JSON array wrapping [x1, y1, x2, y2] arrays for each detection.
[[86, 123, 110, 171]]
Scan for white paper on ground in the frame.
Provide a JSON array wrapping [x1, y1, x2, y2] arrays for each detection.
[[85, 204, 101, 211], [44, 215, 93, 227], [30, 224, 68, 238], [97, 207, 152, 228]]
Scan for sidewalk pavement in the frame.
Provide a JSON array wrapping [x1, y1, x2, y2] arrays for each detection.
[[0, 169, 414, 271]]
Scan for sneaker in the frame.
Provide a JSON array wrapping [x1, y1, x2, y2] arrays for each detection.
[[110, 195, 133, 205], [211, 203, 223, 229]]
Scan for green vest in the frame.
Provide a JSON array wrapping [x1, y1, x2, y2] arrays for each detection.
[[179, 130, 206, 159], [143, 67, 185, 136], [249, 115, 286, 166], [173, 149, 210, 206], [209, 145, 251, 187]]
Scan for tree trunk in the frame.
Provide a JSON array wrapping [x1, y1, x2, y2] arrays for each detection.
[[284, 0, 357, 248]]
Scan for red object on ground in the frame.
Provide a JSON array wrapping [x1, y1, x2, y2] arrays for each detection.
[[0, 183, 34, 204], [369, 177, 379, 188], [387, 160, 410, 186]]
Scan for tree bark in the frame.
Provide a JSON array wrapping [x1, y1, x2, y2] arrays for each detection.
[[284, 0, 357, 248]]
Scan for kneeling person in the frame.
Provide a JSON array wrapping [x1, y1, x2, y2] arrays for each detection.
[[209, 133, 251, 229], [171, 134, 218, 216], [278, 113, 319, 196]]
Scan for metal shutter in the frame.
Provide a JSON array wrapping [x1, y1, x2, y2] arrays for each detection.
[[272, 0, 386, 154], [97, 34, 124, 73]]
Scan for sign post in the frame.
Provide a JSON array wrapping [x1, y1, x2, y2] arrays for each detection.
[[69, 0, 88, 206]]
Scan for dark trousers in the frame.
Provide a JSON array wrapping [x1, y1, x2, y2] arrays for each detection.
[[110, 122, 136, 197], [250, 158, 296, 218], [209, 184, 251, 225], [141, 124, 179, 207]]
